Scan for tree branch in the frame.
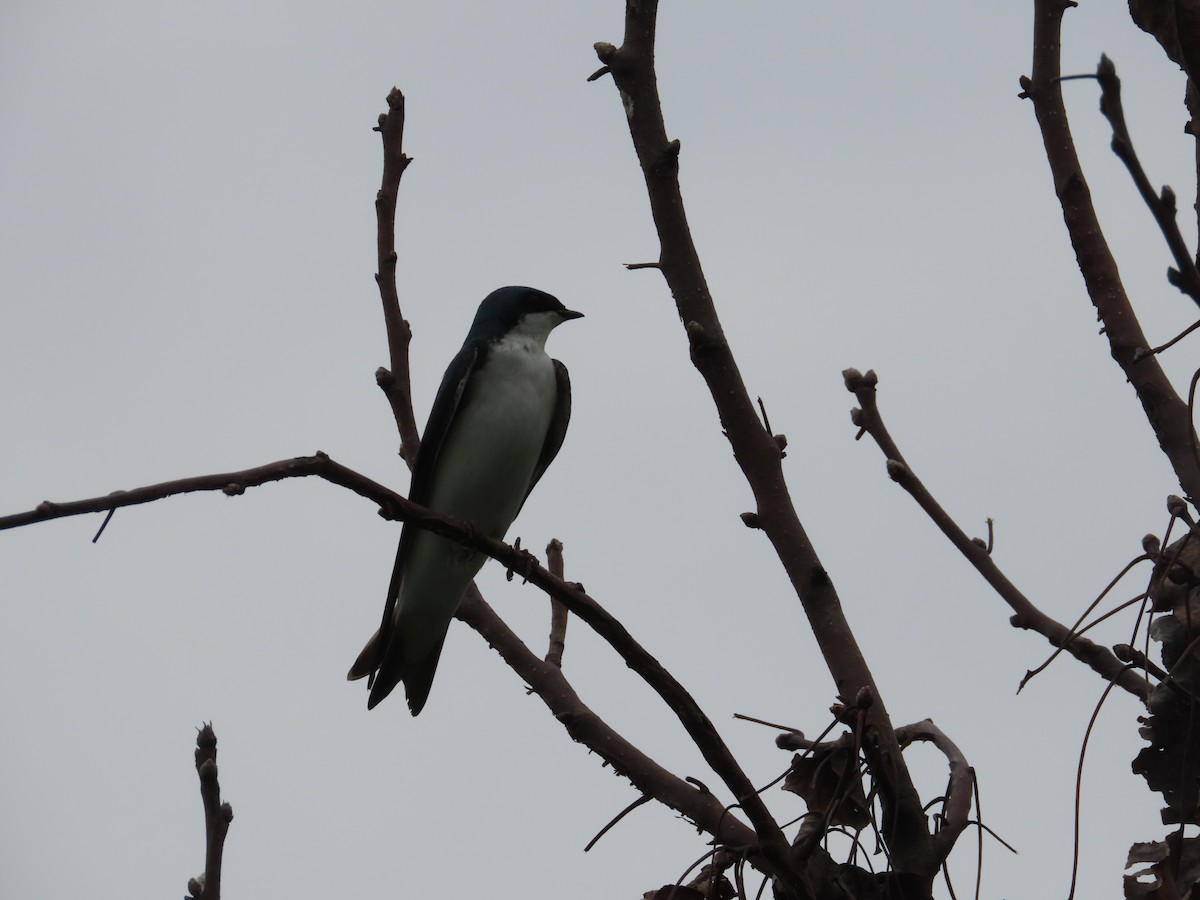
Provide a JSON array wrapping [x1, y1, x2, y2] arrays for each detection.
[[455, 589, 762, 854], [544, 538, 569, 667], [895, 720, 973, 864], [0, 453, 395, 533], [844, 368, 1151, 702], [1020, 0, 1200, 501], [186, 724, 233, 900], [372, 88, 420, 462], [1125, 1, 1200, 266], [595, 0, 935, 883], [1095, 55, 1200, 306]]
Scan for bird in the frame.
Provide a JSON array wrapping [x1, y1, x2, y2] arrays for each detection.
[[348, 286, 583, 714]]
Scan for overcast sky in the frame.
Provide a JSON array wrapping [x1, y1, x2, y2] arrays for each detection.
[[2, 2, 1197, 897]]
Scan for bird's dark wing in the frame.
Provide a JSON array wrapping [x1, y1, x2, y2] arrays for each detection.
[[519, 359, 572, 510], [347, 341, 481, 686], [408, 341, 482, 507]]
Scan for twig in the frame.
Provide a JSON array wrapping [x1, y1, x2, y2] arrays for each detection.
[[545, 538, 569, 667], [970, 818, 1018, 856], [1142, 317, 1200, 358], [1019, 551, 1152, 688], [970, 772, 982, 900], [1067, 675, 1130, 900], [844, 368, 1151, 701], [1095, 55, 1200, 307], [584, 794, 652, 852], [733, 712, 802, 733], [91, 506, 116, 543], [186, 724, 233, 900], [1020, 0, 1200, 501], [372, 88, 420, 461]]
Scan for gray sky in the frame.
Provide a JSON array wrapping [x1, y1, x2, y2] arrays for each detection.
[[2, 2, 1196, 897]]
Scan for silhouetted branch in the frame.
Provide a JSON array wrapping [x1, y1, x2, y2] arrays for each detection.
[[595, 1, 934, 885], [0, 453, 394, 533], [455, 589, 761, 854], [896, 720, 972, 864], [186, 724, 233, 900], [1020, 0, 1200, 501], [1095, 55, 1200, 306], [0, 453, 780, 867], [1125, 1, 1200, 265], [844, 368, 1151, 702], [372, 88, 420, 462]]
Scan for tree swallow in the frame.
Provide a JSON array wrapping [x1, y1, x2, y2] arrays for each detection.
[[348, 286, 583, 714]]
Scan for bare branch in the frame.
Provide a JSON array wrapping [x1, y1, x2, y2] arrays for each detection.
[[1125, 2, 1200, 263], [895, 720, 973, 864], [455, 589, 761, 854], [1021, 0, 1200, 501], [1095, 55, 1200, 306], [844, 368, 1151, 701], [186, 724, 233, 900], [545, 538, 569, 668], [0, 453, 396, 533], [595, 1, 934, 882], [372, 88, 420, 461]]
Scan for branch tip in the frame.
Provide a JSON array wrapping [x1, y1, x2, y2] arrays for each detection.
[[841, 368, 878, 392]]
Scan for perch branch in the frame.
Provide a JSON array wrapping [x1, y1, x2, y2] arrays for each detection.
[[845, 368, 1151, 702], [1021, 0, 1200, 501], [0, 453, 396, 533], [0, 455, 784, 868], [596, 0, 934, 882]]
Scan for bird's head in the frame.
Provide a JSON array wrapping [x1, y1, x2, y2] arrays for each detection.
[[467, 286, 583, 346]]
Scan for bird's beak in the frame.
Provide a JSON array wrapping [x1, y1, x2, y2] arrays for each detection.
[[560, 309, 584, 321]]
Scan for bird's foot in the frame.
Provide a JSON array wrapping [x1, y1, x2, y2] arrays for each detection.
[[506, 536, 540, 583]]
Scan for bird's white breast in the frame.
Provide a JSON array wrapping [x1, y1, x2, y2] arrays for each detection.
[[425, 333, 558, 538]]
